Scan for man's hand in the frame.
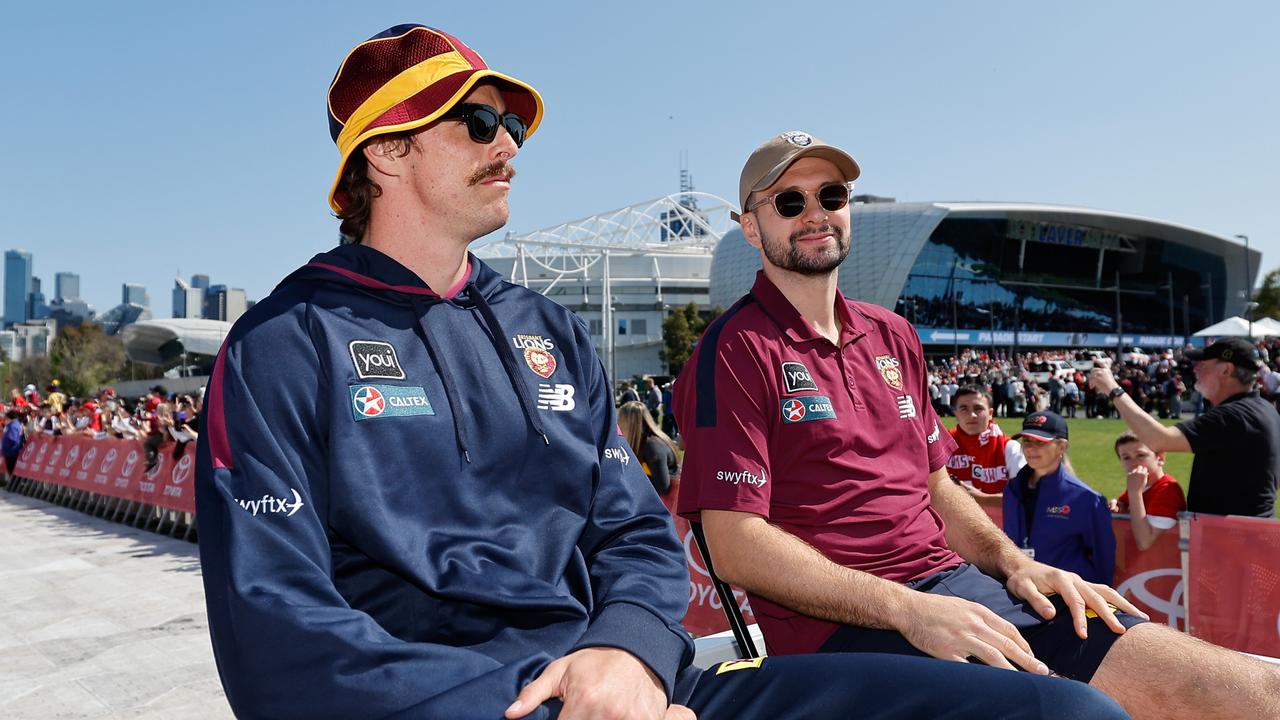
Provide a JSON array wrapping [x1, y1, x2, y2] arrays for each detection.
[[898, 592, 1049, 674], [1126, 465, 1149, 497], [1005, 562, 1149, 640], [1088, 359, 1119, 394], [505, 647, 692, 720]]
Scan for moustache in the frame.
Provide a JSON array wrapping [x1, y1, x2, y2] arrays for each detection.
[[789, 224, 844, 243], [468, 161, 516, 186]]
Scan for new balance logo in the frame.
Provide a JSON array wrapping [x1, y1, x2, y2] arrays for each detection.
[[896, 395, 917, 419], [537, 384, 576, 412]]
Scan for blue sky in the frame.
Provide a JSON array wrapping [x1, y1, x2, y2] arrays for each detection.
[[2, 1, 1276, 318]]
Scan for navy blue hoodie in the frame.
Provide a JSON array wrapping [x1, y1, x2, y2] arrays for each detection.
[[196, 244, 696, 719], [1002, 463, 1116, 584]]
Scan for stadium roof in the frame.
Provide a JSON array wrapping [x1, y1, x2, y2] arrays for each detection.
[[121, 318, 231, 365]]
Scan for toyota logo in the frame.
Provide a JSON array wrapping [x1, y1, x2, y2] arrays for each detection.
[[100, 448, 118, 473], [81, 446, 98, 471], [122, 450, 138, 476], [171, 454, 194, 485], [1116, 568, 1185, 630]]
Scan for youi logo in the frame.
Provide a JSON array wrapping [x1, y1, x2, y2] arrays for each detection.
[[349, 340, 405, 380]]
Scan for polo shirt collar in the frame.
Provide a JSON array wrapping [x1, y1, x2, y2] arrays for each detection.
[[749, 270, 869, 346], [1220, 389, 1259, 405]]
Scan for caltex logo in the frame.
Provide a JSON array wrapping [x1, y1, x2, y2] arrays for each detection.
[[783, 399, 806, 422], [353, 386, 386, 417]]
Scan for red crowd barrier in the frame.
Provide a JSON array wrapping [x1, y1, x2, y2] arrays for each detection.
[[12, 438, 1277, 657], [659, 488, 756, 637], [1186, 513, 1280, 657], [982, 506, 1185, 626], [13, 433, 196, 513]]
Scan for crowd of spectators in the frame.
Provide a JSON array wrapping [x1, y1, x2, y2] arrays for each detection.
[[937, 336, 1280, 575], [0, 380, 203, 486], [930, 338, 1280, 422], [928, 347, 1198, 421]]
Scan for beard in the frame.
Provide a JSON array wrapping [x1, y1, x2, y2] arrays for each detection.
[[758, 223, 850, 275]]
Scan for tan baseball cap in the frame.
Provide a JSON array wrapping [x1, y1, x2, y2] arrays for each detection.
[[732, 131, 861, 221]]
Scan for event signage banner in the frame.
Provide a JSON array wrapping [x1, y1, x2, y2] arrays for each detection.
[[1186, 513, 1280, 657], [1111, 518, 1183, 628], [13, 434, 195, 514], [659, 490, 756, 638], [977, 507, 1183, 627], [913, 327, 1196, 349]]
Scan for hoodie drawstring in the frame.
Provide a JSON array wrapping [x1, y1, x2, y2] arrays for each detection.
[[467, 288, 551, 446], [411, 297, 474, 463]]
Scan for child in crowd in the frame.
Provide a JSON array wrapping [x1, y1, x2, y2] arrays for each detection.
[[1003, 411, 1116, 584], [1110, 432, 1187, 550], [947, 386, 1026, 506]]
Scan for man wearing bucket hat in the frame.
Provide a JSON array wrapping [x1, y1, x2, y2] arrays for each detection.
[[195, 25, 1133, 720], [1091, 337, 1280, 517], [677, 132, 1280, 718]]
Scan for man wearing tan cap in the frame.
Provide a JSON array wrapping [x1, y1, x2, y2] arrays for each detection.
[[677, 131, 1280, 718], [193, 26, 1137, 720]]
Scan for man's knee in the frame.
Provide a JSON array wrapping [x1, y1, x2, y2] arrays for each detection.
[[1093, 622, 1280, 718]]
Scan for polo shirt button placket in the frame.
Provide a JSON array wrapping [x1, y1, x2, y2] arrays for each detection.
[[842, 348, 866, 411]]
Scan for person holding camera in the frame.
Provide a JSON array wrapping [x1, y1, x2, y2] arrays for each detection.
[[1091, 338, 1279, 518]]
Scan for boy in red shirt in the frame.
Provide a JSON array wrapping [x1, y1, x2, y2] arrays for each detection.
[[1111, 431, 1187, 550], [947, 386, 1026, 505]]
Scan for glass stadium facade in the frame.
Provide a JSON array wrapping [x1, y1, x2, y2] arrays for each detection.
[[711, 201, 1258, 350]]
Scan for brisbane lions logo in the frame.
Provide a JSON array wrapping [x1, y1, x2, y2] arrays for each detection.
[[875, 355, 904, 391], [523, 348, 557, 379]]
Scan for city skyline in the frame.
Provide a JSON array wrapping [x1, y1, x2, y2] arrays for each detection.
[[2, 2, 1276, 321], [0, 248, 252, 329]]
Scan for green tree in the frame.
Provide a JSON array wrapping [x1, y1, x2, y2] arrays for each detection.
[[3, 356, 52, 399], [49, 323, 125, 397], [1253, 268, 1280, 320], [660, 302, 724, 376]]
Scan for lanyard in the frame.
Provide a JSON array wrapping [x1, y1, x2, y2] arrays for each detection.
[[1021, 480, 1040, 548]]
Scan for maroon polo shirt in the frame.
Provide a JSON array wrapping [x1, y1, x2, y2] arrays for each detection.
[[676, 271, 961, 654]]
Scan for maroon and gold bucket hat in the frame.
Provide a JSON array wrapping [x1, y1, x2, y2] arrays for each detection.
[[326, 24, 544, 213]]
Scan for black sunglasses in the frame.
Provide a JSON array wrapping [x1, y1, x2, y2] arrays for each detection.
[[746, 182, 853, 218], [440, 103, 527, 148]]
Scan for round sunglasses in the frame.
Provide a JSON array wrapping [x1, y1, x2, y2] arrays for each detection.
[[746, 181, 854, 218], [440, 103, 528, 148]]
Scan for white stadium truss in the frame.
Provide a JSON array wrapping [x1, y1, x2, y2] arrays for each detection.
[[475, 191, 734, 382], [474, 191, 736, 289]]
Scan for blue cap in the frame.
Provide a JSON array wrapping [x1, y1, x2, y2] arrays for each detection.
[[1013, 411, 1068, 442]]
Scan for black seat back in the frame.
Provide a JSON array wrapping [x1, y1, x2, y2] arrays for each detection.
[[689, 521, 759, 659]]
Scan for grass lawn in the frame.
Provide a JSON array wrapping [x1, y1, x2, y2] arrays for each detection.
[[939, 416, 1193, 502]]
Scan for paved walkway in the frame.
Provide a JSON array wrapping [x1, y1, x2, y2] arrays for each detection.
[[0, 491, 231, 719]]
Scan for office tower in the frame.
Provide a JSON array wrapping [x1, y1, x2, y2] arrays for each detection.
[[172, 277, 205, 319], [27, 276, 48, 320], [205, 284, 248, 323], [4, 249, 33, 327], [54, 271, 80, 301], [122, 283, 150, 307]]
